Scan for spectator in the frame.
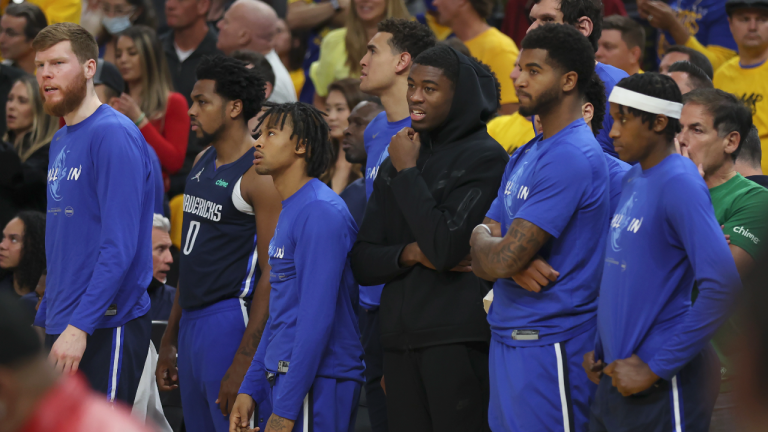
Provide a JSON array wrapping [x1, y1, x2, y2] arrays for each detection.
[[231, 49, 276, 135], [432, 0, 520, 114], [415, 0, 455, 41], [0, 63, 25, 139], [97, 0, 157, 63], [320, 78, 367, 193], [0, 2, 48, 74], [18, 0, 82, 25], [148, 214, 175, 322], [33, 269, 45, 310], [0, 75, 59, 217], [0, 292, 152, 432], [714, 0, 768, 173], [735, 125, 768, 187], [274, 18, 307, 98], [114, 25, 190, 191], [81, 0, 105, 36], [309, 0, 409, 105], [438, 36, 469, 55], [659, 45, 714, 78], [596, 15, 645, 76], [216, 0, 297, 103], [666, 60, 713, 94], [0, 211, 45, 316], [637, 0, 737, 70], [486, 51, 535, 154], [677, 88, 768, 432]]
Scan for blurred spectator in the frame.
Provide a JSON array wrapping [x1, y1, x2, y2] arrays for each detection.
[[231, 49, 276, 134], [438, 36, 469, 55], [216, 0, 297, 102], [659, 44, 714, 78], [0, 291, 152, 432], [666, 60, 713, 94], [33, 269, 45, 310], [415, 0, 455, 41], [0, 211, 46, 317], [81, 0, 105, 36], [97, 0, 157, 63], [486, 51, 534, 154], [0, 62, 24, 140], [596, 15, 645, 75], [714, 0, 768, 173], [0, 75, 59, 219], [320, 78, 366, 193], [115, 25, 190, 191], [0, 2, 48, 74], [15, 0, 82, 25], [148, 214, 175, 322], [309, 0, 409, 105], [274, 18, 307, 97], [735, 125, 768, 188], [637, 0, 737, 71], [432, 0, 519, 114]]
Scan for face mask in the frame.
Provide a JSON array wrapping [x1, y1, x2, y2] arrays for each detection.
[[102, 15, 132, 35]]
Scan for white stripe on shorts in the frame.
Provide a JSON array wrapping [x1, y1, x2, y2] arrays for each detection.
[[672, 375, 682, 432], [554, 342, 570, 432], [109, 326, 123, 402]]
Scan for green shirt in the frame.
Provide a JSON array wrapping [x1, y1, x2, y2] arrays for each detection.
[[708, 173, 768, 393]]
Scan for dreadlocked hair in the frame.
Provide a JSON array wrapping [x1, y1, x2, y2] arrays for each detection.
[[583, 71, 605, 136], [256, 102, 333, 178], [614, 73, 682, 141]]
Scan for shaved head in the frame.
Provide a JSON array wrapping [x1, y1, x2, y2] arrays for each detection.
[[216, 0, 278, 55]]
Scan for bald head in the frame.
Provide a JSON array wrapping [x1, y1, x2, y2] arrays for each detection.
[[216, 0, 278, 55]]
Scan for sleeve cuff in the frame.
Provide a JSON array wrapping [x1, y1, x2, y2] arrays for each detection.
[[647, 358, 676, 381], [67, 320, 95, 336]]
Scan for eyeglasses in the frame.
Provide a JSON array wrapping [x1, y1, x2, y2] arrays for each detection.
[[100, 3, 135, 16]]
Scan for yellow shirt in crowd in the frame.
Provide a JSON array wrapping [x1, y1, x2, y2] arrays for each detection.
[[714, 56, 768, 170], [1, 0, 81, 24], [464, 27, 520, 106], [309, 28, 357, 98], [487, 112, 536, 154], [290, 68, 306, 100]]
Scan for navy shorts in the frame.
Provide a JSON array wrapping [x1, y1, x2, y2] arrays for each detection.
[[589, 346, 720, 432], [45, 312, 151, 406]]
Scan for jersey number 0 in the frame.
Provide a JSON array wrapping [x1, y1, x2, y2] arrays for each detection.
[[183, 221, 201, 255]]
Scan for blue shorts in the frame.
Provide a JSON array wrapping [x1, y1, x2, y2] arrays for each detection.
[[178, 298, 260, 432], [269, 373, 361, 432], [589, 346, 720, 432], [489, 326, 596, 432]]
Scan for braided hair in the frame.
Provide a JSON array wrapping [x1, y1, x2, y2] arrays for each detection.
[[614, 73, 682, 141], [256, 102, 333, 178]]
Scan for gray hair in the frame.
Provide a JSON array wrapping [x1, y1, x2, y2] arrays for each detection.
[[153, 214, 171, 232]]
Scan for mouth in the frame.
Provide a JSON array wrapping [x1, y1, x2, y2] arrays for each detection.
[[253, 149, 264, 165], [360, 71, 368, 79], [7, 114, 15, 122], [410, 108, 426, 122], [190, 123, 199, 131], [43, 85, 59, 96], [516, 90, 531, 101], [341, 140, 353, 151], [358, 4, 374, 13]]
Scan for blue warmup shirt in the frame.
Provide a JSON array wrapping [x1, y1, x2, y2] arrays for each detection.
[[605, 153, 630, 215], [360, 112, 410, 309], [36, 105, 153, 335], [147, 145, 165, 216], [596, 154, 741, 379], [239, 179, 364, 420], [178, 147, 259, 310], [595, 62, 628, 157], [486, 119, 609, 346]]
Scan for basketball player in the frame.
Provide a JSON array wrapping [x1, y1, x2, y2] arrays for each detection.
[[33, 23, 154, 405], [230, 102, 364, 432], [155, 55, 282, 432]]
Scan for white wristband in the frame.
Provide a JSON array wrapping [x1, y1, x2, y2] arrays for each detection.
[[477, 224, 492, 235]]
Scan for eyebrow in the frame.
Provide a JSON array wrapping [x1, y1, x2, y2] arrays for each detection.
[[524, 62, 543, 69], [421, 79, 440, 86], [367, 44, 376, 51]]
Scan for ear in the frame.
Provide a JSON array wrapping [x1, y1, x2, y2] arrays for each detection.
[[562, 71, 578, 93], [198, 0, 212, 15], [582, 102, 594, 125], [238, 29, 251, 47], [630, 46, 642, 65], [108, 97, 121, 109], [652, 114, 670, 133], [83, 58, 97, 81], [396, 51, 412, 75], [295, 138, 307, 156], [574, 17, 594, 39], [229, 99, 243, 119], [724, 130, 741, 156]]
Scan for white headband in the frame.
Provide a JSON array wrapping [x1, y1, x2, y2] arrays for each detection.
[[608, 86, 683, 119]]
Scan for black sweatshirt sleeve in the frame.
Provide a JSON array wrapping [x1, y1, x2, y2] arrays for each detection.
[[389, 150, 507, 272]]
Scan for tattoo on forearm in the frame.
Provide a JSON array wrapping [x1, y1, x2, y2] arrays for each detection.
[[237, 314, 268, 358], [269, 415, 291, 431], [488, 219, 549, 276]]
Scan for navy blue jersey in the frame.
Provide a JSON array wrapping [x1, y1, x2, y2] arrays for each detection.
[[178, 148, 259, 310]]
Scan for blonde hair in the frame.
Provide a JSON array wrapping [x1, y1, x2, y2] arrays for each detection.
[[4, 75, 59, 162], [118, 25, 173, 121], [344, 0, 410, 76]]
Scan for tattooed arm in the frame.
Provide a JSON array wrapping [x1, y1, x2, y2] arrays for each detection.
[[265, 413, 296, 432], [470, 218, 551, 280]]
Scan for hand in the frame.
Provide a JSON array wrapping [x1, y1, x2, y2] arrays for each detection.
[[486, 223, 502, 237], [337, 0, 350, 10], [229, 394, 257, 432], [216, 358, 251, 416], [264, 413, 295, 432], [603, 354, 660, 396], [450, 255, 473, 272], [582, 351, 605, 385], [722, 225, 731, 245], [380, 375, 386, 395], [115, 93, 144, 124], [155, 342, 179, 391], [49, 324, 87, 374], [388, 127, 420, 172], [675, 138, 705, 178], [639, 0, 678, 30], [511, 256, 559, 293]]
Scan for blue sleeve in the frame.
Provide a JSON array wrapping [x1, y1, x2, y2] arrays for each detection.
[[272, 202, 352, 420], [702, 7, 738, 50], [34, 294, 46, 327], [239, 316, 273, 404], [147, 146, 165, 215], [647, 173, 741, 380], [68, 129, 152, 335], [514, 146, 590, 238]]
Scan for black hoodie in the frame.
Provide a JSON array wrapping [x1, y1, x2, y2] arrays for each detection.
[[350, 50, 509, 350]]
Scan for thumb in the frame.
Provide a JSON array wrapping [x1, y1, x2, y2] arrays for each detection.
[[412, 132, 420, 141]]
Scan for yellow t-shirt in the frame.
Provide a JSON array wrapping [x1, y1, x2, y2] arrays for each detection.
[[309, 28, 358, 97], [2, 0, 82, 24], [426, 13, 453, 41], [464, 27, 519, 106], [290, 68, 306, 100], [714, 56, 768, 169], [487, 113, 536, 154]]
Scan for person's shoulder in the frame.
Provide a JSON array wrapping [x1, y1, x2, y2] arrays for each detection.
[[477, 27, 518, 54], [730, 174, 768, 204], [714, 56, 742, 80], [302, 185, 353, 224], [605, 153, 631, 173], [366, 111, 388, 132], [596, 62, 629, 87]]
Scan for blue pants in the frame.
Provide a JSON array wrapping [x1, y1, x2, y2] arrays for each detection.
[[179, 298, 262, 432], [359, 308, 387, 432], [45, 313, 150, 406], [489, 327, 596, 432], [269, 373, 362, 432], [589, 346, 720, 432]]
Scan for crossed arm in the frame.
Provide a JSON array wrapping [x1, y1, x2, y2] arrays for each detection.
[[470, 217, 552, 281]]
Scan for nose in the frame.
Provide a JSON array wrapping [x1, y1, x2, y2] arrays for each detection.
[[609, 122, 620, 140], [409, 87, 425, 103], [527, 21, 539, 33]]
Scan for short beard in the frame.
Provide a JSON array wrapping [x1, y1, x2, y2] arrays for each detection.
[[196, 122, 226, 148], [518, 85, 561, 118], [41, 70, 88, 117]]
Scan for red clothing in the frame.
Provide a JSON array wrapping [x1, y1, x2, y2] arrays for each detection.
[[140, 92, 189, 190], [18, 374, 150, 432]]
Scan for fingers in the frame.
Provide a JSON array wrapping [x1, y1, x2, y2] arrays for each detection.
[[674, 138, 681, 154], [450, 265, 473, 272], [603, 362, 615, 377], [532, 258, 559, 281], [218, 390, 229, 416], [528, 269, 551, 287], [590, 359, 604, 372], [230, 412, 242, 432], [512, 274, 541, 293]]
